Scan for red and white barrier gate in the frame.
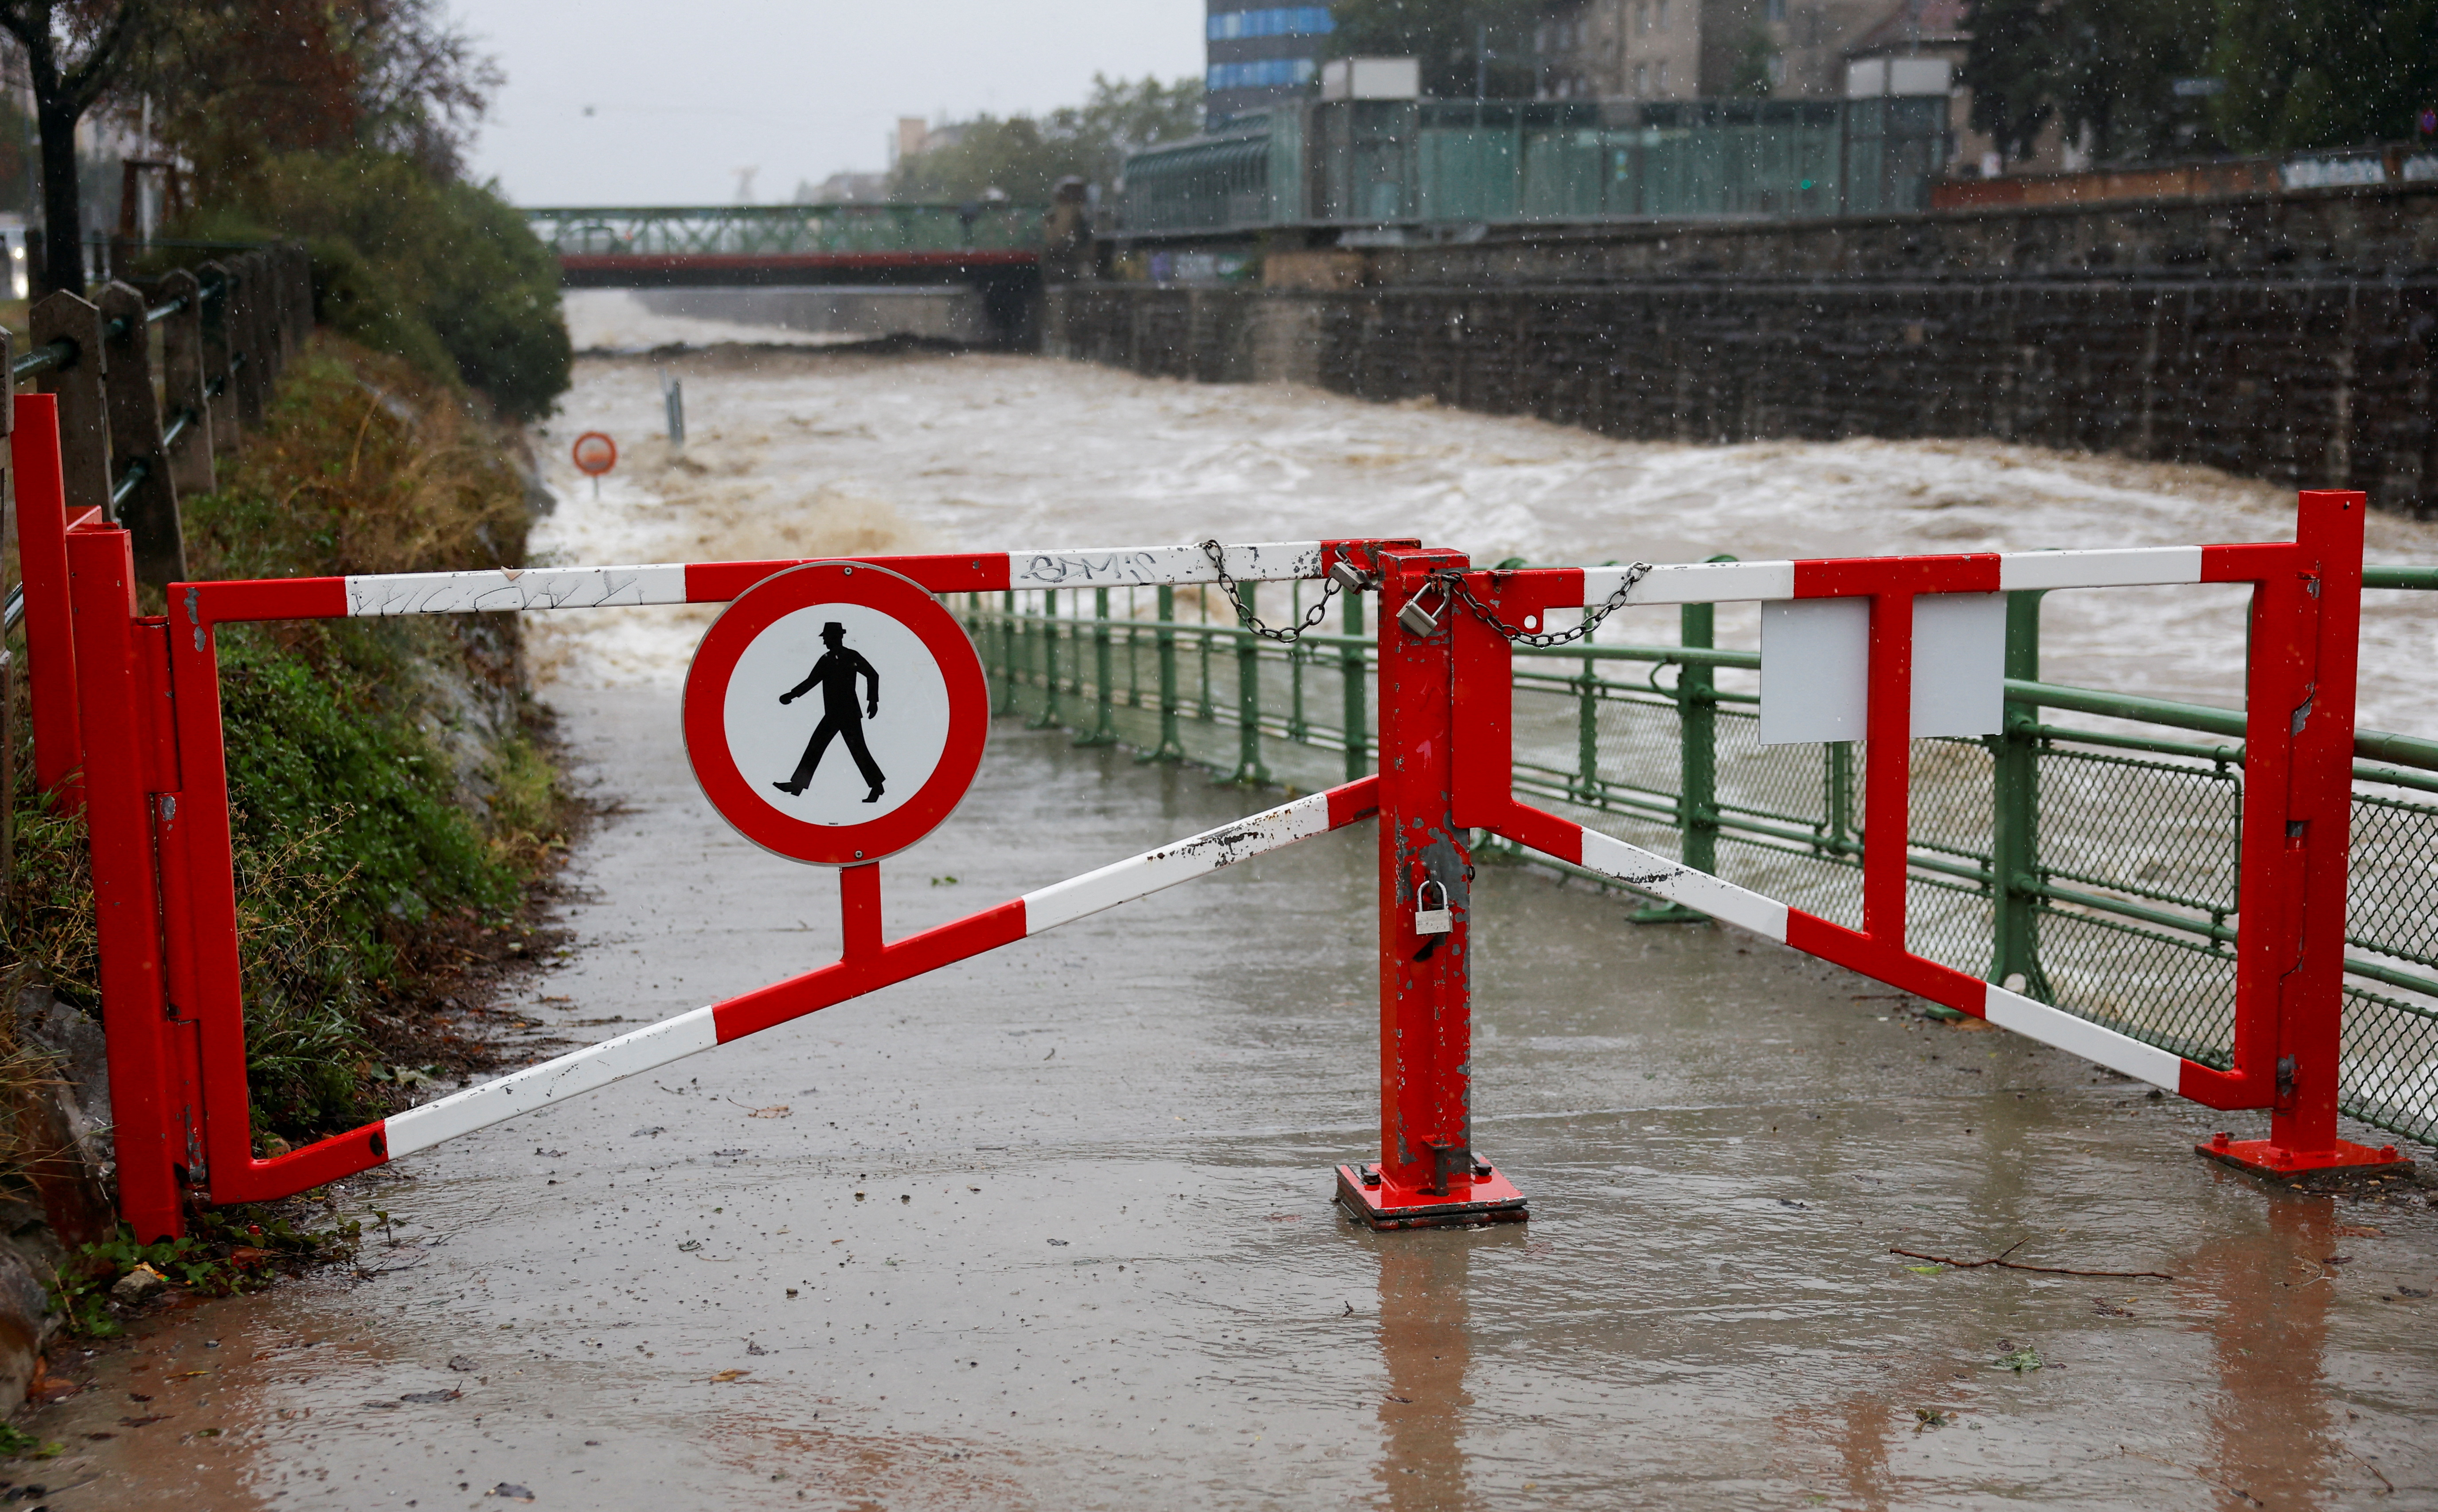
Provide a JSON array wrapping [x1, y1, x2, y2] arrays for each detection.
[[15, 397, 2393, 1242]]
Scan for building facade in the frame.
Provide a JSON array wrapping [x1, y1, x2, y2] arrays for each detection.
[[1543, 0, 1927, 103], [1205, 3, 1336, 125]]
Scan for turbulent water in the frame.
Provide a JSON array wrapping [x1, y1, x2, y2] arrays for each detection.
[[538, 290, 2438, 733]]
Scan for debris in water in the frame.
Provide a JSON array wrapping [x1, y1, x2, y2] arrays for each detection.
[[631, 1126, 666, 1137], [488, 1485, 535, 1503], [400, 1389, 461, 1404], [710, 1369, 750, 1383], [712, 1149, 747, 1157], [1048, 1239, 1069, 1246], [535, 1148, 567, 1158], [1993, 1344, 2043, 1373], [1912, 1407, 1950, 1430], [746, 1105, 792, 1119], [448, 1357, 477, 1372]]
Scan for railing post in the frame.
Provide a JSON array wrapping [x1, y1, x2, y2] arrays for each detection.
[[156, 267, 216, 495], [1075, 585, 1117, 746], [1287, 582, 1309, 741], [1142, 583, 1186, 762], [98, 280, 188, 587], [1826, 742, 1856, 860], [1231, 581, 1270, 785], [230, 253, 269, 429], [31, 289, 111, 521], [1634, 595, 1719, 924], [996, 589, 1016, 715], [1340, 585, 1367, 782], [1574, 641, 1598, 804], [196, 260, 242, 457], [1028, 589, 1061, 729], [1990, 589, 2051, 999]]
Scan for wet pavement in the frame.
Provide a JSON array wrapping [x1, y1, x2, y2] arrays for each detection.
[[24, 687, 2438, 1510]]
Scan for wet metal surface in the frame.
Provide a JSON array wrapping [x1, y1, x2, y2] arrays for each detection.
[[28, 689, 2438, 1509]]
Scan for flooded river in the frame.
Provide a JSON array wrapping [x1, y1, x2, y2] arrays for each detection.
[[24, 299, 2438, 1509]]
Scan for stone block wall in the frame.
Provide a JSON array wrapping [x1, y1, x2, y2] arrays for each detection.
[[1049, 185, 2438, 515]]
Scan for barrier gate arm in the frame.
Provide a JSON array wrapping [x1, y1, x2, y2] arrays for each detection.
[[1440, 492, 2389, 1177], [66, 527, 1393, 1238]]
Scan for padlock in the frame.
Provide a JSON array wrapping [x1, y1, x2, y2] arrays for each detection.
[[1414, 878, 1453, 935], [1397, 591, 1443, 638]]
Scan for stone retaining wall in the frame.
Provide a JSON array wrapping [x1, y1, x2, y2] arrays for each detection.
[[1053, 185, 2438, 514]]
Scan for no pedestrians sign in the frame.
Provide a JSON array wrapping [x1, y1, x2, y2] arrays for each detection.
[[683, 562, 988, 864]]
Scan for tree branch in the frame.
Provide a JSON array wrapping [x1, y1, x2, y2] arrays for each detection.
[[1892, 1242, 2176, 1281]]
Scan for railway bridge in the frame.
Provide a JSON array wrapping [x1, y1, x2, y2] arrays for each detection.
[[524, 202, 1050, 346]]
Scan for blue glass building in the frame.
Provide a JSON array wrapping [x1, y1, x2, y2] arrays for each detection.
[[1205, 4, 1334, 125]]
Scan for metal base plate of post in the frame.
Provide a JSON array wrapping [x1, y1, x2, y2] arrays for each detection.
[[1334, 1162, 1528, 1231], [2196, 1132, 2415, 1181]]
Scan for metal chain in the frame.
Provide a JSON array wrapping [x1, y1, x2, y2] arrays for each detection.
[[1199, 539, 1342, 643], [1432, 561, 1655, 648]]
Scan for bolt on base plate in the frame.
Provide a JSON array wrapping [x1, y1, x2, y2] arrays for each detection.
[[2196, 1131, 2415, 1180], [1334, 1162, 1528, 1231]]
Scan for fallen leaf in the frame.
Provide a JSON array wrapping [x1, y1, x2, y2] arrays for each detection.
[[119, 1415, 171, 1427], [710, 1369, 750, 1383], [447, 1357, 477, 1372], [631, 1126, 666, 1138], [712, 1149, 747, 1157], [228, 1246, 275, 1268], [2334, 1225, 2382, 1239], [534, 1148, 567, 1158], [169, 1369, 213, 1381], [2399, 1286, 2430, 1299], [488, 1485, 535, 1503], [747, 1105, 791, 1119], [401, 1389, 461, 1404]]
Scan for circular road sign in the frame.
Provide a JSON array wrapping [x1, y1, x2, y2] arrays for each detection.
[[683, 561, 988, 865], [571, 431, 618, 477]]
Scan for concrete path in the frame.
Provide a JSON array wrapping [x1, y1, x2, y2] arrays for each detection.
[[25, 688, 2438, 1510]]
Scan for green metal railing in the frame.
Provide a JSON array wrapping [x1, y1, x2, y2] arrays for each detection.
[[959, 579, 2438, 1151], [522, 203, 1045, 258]]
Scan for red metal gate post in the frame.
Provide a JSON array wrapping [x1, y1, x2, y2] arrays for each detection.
[[14, 395, 90, 809], [67, 522, 196, 1239], [2201, 489, 2404, 1177], [1337, 547, 1527, 1228]]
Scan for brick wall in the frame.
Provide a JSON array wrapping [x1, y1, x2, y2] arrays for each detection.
[[1050, 185, 2438, 514]]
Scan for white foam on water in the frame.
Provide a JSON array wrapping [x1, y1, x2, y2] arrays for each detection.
[[527, 345, 2438, 735]]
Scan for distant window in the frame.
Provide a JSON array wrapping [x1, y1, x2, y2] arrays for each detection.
[[1635, 2, 1648, 33], [1766, 53, 1787, 85], [1634, 62, 1649, 95], [1206, 57, 1323, 91], [1657, 60, 1670, 90], [1207, 6, 1336, 42], [1765, 0, 1785, 18], [1657, 0, 1670, 28]]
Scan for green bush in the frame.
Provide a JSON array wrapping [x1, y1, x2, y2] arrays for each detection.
[[180, 151, 571, 421]]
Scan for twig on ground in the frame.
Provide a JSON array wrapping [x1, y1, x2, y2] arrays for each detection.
[[1893, 1240, 2175, 1281]]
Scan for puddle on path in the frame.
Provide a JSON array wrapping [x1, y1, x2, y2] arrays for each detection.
[[24, 692, 2438, 1509]]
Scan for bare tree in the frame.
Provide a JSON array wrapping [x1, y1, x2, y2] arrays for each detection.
[[0, 0, 148, 293]]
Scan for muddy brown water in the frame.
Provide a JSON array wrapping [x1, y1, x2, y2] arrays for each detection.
[[20, 688, 2438, 1510]]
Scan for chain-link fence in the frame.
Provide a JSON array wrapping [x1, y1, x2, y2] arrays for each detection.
[[961, 587, 2438, 1149]]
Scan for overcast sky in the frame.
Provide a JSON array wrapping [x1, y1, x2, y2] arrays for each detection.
[[450, 0, 1205, 206]]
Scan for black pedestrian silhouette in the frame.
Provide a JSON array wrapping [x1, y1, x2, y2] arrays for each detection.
[[774, 622, 884, 802]]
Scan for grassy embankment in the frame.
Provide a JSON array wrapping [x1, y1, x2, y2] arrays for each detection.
[[2, 334, 571, 1186]]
